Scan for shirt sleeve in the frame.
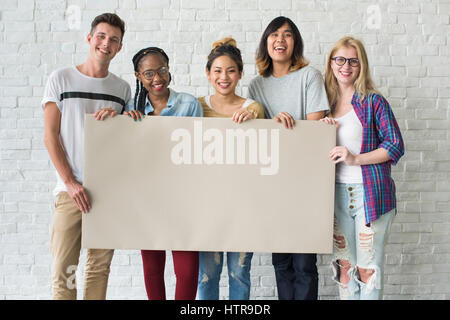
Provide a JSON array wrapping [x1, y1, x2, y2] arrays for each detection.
[[247, 102, 265, 119], [373, 94, 405, 165], [247, 79, 271, 119], [247, 80, 256, 100], [190, 98, 203, 117], [305, 69, 330, 115], [41, 71, 62, 111], [122, 84, 132, 113], [124, 99, 135, 112]]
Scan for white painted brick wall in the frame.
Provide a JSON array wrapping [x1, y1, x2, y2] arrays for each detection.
[[0, 0, 449, 300]]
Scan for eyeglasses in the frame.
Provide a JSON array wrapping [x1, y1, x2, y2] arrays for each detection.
[[141, 66, 169, 80], [331, 56, 360, 67]]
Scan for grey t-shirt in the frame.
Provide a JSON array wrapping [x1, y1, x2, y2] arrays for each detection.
[[248, 65, 330, 120]]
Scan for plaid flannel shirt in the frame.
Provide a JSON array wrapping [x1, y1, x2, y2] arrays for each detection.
[[352, 91, 405, 224]]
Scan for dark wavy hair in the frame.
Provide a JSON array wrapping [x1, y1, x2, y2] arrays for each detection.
[[131, 47, 170, 113], [256, 16, 308, 77]]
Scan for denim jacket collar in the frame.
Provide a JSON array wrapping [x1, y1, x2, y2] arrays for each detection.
[[144, 88, 176, 114]]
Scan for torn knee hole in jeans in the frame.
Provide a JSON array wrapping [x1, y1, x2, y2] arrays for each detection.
[[334, 234, 346, 249], [331, 261, 358, 297], [359, 233, 374, 248], [214, 252, 221, 264], [355, 265, 381, 292], [238, 253, 247, 267], [200, 273, 209, 283], [331, 260, 353, 283], [333, 218, 349, 253], [333, 233, 351, 259], [359, 230, 375, 261]]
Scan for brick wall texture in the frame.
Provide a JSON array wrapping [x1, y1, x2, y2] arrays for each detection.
[[0, 0, 449, 300]]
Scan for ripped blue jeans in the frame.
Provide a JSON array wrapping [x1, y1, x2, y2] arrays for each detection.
[[332, 183, 394, 300], [198, 252, 253, 300]]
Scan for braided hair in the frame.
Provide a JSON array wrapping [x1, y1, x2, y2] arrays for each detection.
[[132, 47, 170, 114], [206, 37, 243, 72]]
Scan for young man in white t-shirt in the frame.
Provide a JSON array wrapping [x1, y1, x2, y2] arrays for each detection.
[[42, 13, 131, 300]]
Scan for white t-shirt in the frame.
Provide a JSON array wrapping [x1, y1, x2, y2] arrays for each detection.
[[334, 108, 363, 183], [41, 66, 131, 196], [203, 95, 256, 109]]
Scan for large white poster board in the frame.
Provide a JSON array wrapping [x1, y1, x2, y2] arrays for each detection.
[[82, 116, 335, 253]]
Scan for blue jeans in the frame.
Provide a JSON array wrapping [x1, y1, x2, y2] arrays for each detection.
[[332, 183, 394, 300], [198, 251, 253, 300], [272, 253, 318, 300]]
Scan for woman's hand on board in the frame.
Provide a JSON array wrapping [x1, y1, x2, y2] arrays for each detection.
[[319, 116, 338, 126], [274, 112, 295, 129], [330, 146, 357, 165], [124, 110, 144, 122], [232, 108, 256, 124]]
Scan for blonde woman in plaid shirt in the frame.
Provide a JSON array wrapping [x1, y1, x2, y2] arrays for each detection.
[[321, 36, 404, 300]]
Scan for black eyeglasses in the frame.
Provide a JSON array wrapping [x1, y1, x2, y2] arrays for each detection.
[[141, 66, 169, 80], [331, 56, 360, 67]]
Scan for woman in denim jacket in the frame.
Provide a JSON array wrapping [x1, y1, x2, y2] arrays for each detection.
[[124, 47, 202, 300]]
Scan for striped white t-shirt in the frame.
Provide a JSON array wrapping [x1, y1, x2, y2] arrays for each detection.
[[41, 66, 131, 195]]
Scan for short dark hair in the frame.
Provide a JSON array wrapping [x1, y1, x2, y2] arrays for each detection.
[[256, 16, 308, 77], [90, 13, 125, 42]]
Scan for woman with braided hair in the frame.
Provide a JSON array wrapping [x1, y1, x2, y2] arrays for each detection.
[[197, 37, 264, 300], [125, 47, 202, 117], [124, 47, 202, 300]]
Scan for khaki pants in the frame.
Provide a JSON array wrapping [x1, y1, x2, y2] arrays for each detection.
[[51, 192, 114, 300]]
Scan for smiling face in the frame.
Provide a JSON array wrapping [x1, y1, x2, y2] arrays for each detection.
[[266, 22, 294, 66], [87, 22, 122, 66], [330, 46, 361, 88], [136, 53, 170, 99], [206, 55, 242, 96]]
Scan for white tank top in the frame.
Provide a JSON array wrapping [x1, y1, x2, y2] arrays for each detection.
[[334, 109, 363, 183]]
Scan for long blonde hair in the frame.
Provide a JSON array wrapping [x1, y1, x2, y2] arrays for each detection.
[[325, 36, 378, 112]]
